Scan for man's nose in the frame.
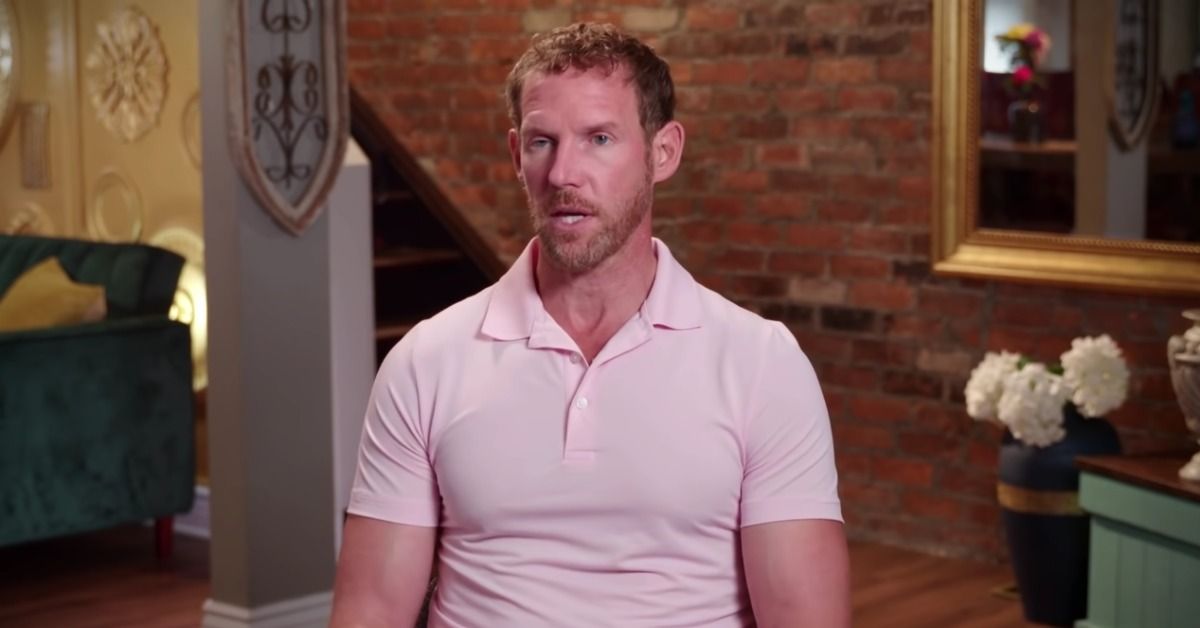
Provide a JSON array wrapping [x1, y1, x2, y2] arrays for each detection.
[[547, 142, 583, 189]]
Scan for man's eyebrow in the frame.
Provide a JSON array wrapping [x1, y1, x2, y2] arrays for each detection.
[[583, 122, 620, 135]]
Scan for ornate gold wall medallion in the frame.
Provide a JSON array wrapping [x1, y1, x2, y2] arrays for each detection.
[[20, 102, 49, 188], [227, 0, 348, 236], [89, 169, 144, 241], [0, 0, 18, 147], [85, 6, 168, 143]]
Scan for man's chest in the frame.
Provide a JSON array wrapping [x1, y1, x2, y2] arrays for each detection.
[[425, 347, 747, 536]]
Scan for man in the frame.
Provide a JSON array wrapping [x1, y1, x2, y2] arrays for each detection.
[[331, 22, 849, 627]]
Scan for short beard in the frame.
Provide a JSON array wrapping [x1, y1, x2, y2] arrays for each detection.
[[528, 158, 654, 274]]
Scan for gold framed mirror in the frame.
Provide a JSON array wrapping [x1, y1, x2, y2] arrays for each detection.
[[932, 0, 1200, 295]]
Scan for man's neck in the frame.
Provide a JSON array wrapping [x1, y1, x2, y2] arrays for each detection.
[[535, 234, 657, 363]]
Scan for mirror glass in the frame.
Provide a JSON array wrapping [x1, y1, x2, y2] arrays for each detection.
[[978, 0, 1200, 244]]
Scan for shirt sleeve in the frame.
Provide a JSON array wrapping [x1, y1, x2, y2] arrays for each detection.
[[346, 322, 441, 527], [740, 321, 843, 527]]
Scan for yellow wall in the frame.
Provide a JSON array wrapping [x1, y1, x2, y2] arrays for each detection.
[[0, 0, 207, 482], [0, 0, 206, 391]]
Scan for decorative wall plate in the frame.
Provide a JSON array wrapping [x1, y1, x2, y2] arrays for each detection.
[[226, 0, 348, 236]]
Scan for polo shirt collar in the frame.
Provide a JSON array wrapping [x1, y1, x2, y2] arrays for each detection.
[[480, 237, 703, 341]]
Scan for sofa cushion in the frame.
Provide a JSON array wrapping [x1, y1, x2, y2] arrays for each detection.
[[0, 235, 183, 317], [0, 257, 107, 332]]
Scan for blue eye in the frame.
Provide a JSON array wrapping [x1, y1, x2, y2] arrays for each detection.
[[592, 134, 612, 146], [529, 138, 551, 150]]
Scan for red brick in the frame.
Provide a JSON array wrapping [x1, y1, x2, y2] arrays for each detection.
[[840, 477, 898, 506], [851, 339, 916, 366], [720, 170, 769, 192], [694, 61, 751, 85], [804, 2, 862, 27], [902, 491, 963, 521], [433, 14, 472, 35], [775, 88, 832, 112], [700, 196, 751, 217], [727, 221, 782, 246], [768, 251, 825, 275], [834, 423, 896, 450], [918, 287, 985, 318], [994, 301, 1048, 327], [686, 7, 740, 30], [790, 117, 855, 140], [348, 0, 385, 10], [848, 228, 908, 254], [810, 145, 877, 173], [822, 364, 880, 390], [750, 58, 810, 83], [712, 90, 771, 113], [386, 16, 427, 37], [898, 432, 960, 460], [787, 224, 847, 250], [966, 440, 999, 468], [940, 468, 996, 498], [654, 196, 693, 219], [837, 86, 899, 111], [879, 58, 930, 84], [871, 456, 935, 487], [728, 275, 788, 298], [474, 13, 522, 33], [849, 281, 915, 310], [347, 44, 374, 62], [817, 199, 873, 223], [468, 38, 529, 62], [831, 255, 890, 279], [790, 329, 852, 361], [755, 194, 812, 219], [681, 221, 723, 243], [857, 117, 919, 141], [689, 143, 749, 166], [710, 248, 765, 272], [885, 313, 944, 339], [896, 175, 932, 202], [348, 18, 387, 39], [837, 451, 872, 477], [812, 58, 877, 84], [831, 174, 896, 200], [849, 396, 912, 423], [756, 144, 810, 167]]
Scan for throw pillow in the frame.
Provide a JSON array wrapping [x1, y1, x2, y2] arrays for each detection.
[[0, 257, 107, 332]]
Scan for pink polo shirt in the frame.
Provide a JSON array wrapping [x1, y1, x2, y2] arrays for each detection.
[[348, 237, 841, 627]]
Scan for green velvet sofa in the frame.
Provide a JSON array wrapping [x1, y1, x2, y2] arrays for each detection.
[[0, 234, 195, 554]]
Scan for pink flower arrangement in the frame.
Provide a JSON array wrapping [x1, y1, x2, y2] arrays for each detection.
[[997, 23, 1051, 96]]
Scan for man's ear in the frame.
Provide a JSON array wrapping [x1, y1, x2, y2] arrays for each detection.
[[508, 128, 523, 182], [650, 121, 685, 184]]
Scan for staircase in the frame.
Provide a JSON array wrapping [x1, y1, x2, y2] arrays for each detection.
[[349, 89, 505, 364]]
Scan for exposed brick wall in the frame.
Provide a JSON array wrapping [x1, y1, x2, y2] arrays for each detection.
[[348, 0, 1195, 561]]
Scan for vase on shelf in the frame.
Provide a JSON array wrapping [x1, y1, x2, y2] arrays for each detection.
[[1169, 309, 1200, 480], [1008, 99, 1044, 143], [997, 403, 1121, 627]]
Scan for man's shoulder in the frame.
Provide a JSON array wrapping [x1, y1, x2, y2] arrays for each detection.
[[694, 282, 792, 346]]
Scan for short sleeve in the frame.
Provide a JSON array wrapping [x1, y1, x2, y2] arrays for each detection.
[[740, 322, 843, 527], [346, 323, 441, 527]]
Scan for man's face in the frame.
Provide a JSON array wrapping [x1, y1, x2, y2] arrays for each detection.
[[510, 66, 654, 274]]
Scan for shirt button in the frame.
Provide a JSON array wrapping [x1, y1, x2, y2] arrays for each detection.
[[576, 397, 589, 409], [569, 354, 581, 364]]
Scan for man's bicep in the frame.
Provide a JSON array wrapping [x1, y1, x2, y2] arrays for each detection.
[[330, 515, 438, 628], [741, 519, 850, 628], [741, 323, 842, 526]]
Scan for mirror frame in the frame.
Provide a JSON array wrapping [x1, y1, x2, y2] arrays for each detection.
[[932, 1, 1200, 295]]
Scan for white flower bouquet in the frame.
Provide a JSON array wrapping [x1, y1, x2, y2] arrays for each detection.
[[965, 335, 1130, 447]]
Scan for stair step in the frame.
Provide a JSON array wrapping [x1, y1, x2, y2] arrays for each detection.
[[373, 247, 463, 269], [374, 188, 414, 205], [375, 321, 416, 341]]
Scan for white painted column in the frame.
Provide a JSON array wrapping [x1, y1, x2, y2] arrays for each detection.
[[198, 1, 374, 626]]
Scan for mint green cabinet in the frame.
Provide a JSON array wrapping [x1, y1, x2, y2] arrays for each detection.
[[1076, 455, 1200, 628]]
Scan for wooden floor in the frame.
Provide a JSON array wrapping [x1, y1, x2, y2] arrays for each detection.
[[0, 525, 1032, 627]]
